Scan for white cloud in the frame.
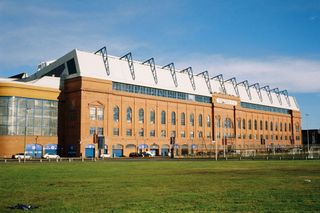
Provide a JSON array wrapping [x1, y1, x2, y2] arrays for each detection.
[[174, 54, 320, 93]]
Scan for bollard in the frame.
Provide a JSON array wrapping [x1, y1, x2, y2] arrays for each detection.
[[5, 159, 7, 163], [280, 156, 281, 160], [18, 158, 21, 163], [267, 156, 268, 160], [69, 158, 71, 162], [82, 158, 84, 162], [40, 159, 42, 163]]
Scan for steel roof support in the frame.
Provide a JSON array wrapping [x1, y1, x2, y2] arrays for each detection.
[[279, 90, 290, 106], [162, 63, 178, 87], [211, 74, 226, 94], [249, 83, 263, 102], [94, 46, 110, 76], [120, 52, 135, 80], [180, 67, 196, 90], [237, 80, 252, 100], [270, 88, 282, 105], [260, 85, 273, 104], [142, 58, 158, 84], [196, 71, 212, 93], [225, 77, 239, 97]]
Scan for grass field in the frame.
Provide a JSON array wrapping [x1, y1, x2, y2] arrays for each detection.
[[0, 160, 320, 212]]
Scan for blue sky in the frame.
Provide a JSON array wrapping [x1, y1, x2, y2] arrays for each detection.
[[0, 0, 319, 129]]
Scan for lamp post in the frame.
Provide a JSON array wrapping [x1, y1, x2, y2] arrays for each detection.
[[305, 114, 310, 154], [24, 107, 30, 163]]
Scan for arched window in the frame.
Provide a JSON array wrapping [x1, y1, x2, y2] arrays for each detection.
[[181, 113, 185, 126], [260, 120, 263, 130], [242, 119, 246, 129], [254, 120, 257, 130], [270, 121, 273, 131], [126, 107, 132, 123], [150, 110, 155, 124], [198, 114, 203, 127], [190, 114, 194, 126], [275, 122, 278, 131], [265, 121, 268, 130], [248, 119, 252, 130], [289, 123, 291, 131], [280, 122, 283, 131], [113, 106, 119, 122], [238, 118, 241, 129], [171, 112, 176, 125], [284, 123, 287, 132], [138, 108, 144, 123], [215, 116, 221, 128], [161, 111, 166, 124], [225, 118, 233, 128], [206, 115, 211, 127]]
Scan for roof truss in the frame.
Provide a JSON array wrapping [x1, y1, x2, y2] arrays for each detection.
[[180, 67, 196, 90], [162, 63, 178, 87], [142, 58, 158, 84], [270, 88, 282, 105], [260, 85, 273, 104], [237, 80, 252, 100], [280, 90, 291, 106], [94, 46, 110, 76], [211, 74, 226, 94], [196, 71, 212, 93], [249, 83, 263, 102], [225, 77, 239, 97], [120, 52, 135, 80]]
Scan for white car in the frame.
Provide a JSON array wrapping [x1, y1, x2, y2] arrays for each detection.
[[43, 153, 60, 159], [100, 153, 111, 158], [12, 153, 31, 159]]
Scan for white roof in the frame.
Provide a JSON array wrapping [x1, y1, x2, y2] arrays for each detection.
[[32, 49, 300, 111], [0, 76, 60, 89]]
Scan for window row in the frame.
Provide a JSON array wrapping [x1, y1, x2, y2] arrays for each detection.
[[215, 116, 300, 133], [107, 127, 212, 139], [241, 102, 290, 114], [112, 82, 211, 103], [216, 133, 300, 141], [113, 106, 211, 127]]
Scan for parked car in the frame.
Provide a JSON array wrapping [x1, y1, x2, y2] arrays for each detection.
[[12, 153, 31, 159], [43, 153, 60, 159], [100, 153, 111, 158], [129, 152, 143, 158], [142, 151, 155, 157]]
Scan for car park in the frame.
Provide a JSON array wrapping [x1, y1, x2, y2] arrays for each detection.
[[43, 153, 60, 159], [12, 153, 31, 159]]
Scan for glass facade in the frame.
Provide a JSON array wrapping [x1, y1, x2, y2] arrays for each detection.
[[0, 96, 58, 136], [112, 82, 211, 104], [241, 102, 290, 114]]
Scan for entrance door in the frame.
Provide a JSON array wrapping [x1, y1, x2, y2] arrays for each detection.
[[85, 144, 95, 158]]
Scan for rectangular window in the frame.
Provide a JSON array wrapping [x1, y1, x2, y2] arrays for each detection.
[[89, 127, 96, 135], [139, 128, 144, 137], [150, 130, 155, 137], [97, 108, 104, 120], [113, 128, 119, 136], [97, 127, 104, 135], [180, 131, 185, 138], [89, 107, 96, 120], [160, 130, 166, 138], [171, 131, 176, 137], [190, 131, 194, 139], [126, 129, 132, 136]]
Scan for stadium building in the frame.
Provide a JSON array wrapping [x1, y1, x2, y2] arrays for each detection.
[[0, 47, 302, 158]]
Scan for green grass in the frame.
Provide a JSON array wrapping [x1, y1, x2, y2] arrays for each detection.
[[0, 160, 320, 212]]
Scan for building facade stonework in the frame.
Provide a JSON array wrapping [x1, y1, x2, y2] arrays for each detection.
[[0, 48, 302, 158]]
